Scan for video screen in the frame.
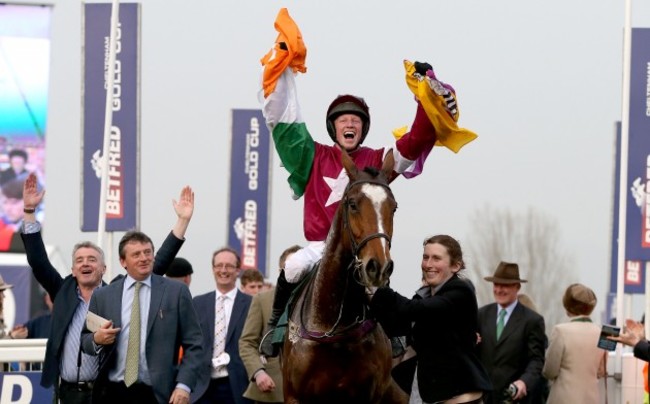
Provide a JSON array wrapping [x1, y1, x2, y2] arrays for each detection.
[[0, 4, 51, 252]]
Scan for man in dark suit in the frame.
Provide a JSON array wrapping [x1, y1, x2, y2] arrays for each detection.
[[477, 262, 546, 404], [20, 173, 195, 403], [81, 231, 203, 404], [192, 247, 253, 404]]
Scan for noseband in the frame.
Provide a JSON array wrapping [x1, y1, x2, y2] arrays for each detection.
[[342, 179, 393, 258]]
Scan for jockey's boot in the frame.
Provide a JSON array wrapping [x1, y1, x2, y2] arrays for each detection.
[[390, 335, 407, 358], [259, 271, 295, 357]]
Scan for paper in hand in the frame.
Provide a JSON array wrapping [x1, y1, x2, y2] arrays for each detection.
[[86, 311, 109, 332]]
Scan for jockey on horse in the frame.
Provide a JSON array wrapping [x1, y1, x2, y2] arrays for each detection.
[[259, 8, 477, 358]]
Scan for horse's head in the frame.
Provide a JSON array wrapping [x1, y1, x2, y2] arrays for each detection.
[[340, 150, 397, 288]]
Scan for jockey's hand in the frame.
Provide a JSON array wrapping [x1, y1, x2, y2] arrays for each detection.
[[414, 61, 433, 76]]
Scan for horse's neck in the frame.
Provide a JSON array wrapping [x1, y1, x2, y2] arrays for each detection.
[[309, 231, 359, 327]]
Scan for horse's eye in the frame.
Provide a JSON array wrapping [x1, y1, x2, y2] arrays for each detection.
[[347, 199, 358, 211], [393, 205, 398, 213]]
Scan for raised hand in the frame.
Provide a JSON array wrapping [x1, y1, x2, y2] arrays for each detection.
[[23, 173, 44, 210], [172, 186, 194, 222], [171, 186, 194, 240]]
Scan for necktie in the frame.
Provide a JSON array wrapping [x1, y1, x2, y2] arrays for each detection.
[[214, 295, 226, 358], [496, 308, 507, 341], [125, 281, 142, 387]]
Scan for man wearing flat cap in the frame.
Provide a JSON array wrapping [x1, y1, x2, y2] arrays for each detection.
[[166, 257, 194, 287], [477, 262, 546, 404]]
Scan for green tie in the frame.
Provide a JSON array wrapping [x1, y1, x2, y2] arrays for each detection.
[[496, 308, 507, 341], [125, 281, 142, 387]]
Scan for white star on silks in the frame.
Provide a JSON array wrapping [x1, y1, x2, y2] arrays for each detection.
[[323, 168, 350, 207]]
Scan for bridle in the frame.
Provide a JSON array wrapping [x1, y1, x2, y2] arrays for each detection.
[[342, 179, 394, 259]]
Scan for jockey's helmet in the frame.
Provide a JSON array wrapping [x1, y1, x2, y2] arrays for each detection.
[[326, 94, 370, 145]]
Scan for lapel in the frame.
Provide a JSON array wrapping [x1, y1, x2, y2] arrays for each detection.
[[107, 278, 126, 328], [483, 303, 498, 349], [226, 290, 245, 344], [147, 275, 166, 335], [205, 291, 216, 348]]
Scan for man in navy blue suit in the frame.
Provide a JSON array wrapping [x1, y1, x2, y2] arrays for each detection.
[[192, 247, 253, 404]]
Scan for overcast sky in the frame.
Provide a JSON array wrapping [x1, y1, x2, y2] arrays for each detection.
[[9, 0, 650, 325]]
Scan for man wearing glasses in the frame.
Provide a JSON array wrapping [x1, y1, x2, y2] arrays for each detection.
[[191, 247, 253, 404]]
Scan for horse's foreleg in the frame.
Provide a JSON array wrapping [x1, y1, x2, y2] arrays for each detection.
[[380, 380, 409, 404]]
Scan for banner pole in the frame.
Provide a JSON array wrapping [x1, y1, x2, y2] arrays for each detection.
[[97, 0, 120, 281], [614, 0, 632, 381]]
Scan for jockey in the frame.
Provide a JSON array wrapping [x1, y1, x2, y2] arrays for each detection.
[[258, 8, 477, 357]]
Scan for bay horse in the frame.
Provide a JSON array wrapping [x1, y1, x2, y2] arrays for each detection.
[[281, 150, 408, 404]]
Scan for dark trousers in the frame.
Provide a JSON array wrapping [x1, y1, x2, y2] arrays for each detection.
[[196, 377, 235, 404], [57, 381, 93, 404], [98, 381, 157, 404]]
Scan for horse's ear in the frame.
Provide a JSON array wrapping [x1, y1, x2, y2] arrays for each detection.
[[341, 149, 358, 179], [381, 149, 396, 179]]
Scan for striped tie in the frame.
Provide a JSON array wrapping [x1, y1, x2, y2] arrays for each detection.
[[214, 295, 226, 358], [125, 282, 142, 387]]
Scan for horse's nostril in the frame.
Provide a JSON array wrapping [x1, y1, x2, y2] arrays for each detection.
[[366, 259, 379, 279], [385, 260, 394, 277]]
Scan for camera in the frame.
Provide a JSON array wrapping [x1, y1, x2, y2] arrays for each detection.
[[501, 383, 518, 403]]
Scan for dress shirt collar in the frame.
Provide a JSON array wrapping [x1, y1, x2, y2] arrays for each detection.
[[217, 287, 238, 301], [124, 274, 152, 290], [498, 299, 518, 319]]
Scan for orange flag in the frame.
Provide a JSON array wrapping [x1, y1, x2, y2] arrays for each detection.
[[260, 8, 307, 98]]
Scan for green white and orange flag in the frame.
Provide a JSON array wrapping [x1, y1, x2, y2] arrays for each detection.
[[260, 8, 313, 199]]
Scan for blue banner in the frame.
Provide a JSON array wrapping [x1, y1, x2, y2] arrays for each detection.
[[610, 28, 650, 295], [227, 110, 271, 276], [81, 3, 139, 231], [0, 372, 53, 403]]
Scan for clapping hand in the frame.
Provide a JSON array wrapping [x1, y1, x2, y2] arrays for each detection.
[[609, 319, 645, 347]]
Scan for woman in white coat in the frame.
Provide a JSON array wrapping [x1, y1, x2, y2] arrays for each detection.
[[543, 283, 607, 404]]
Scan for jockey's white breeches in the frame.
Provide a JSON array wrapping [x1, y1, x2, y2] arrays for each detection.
[[284, 241, 326, 283]]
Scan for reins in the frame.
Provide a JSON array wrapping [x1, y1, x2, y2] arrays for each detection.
[[298, 262, 370, 341]]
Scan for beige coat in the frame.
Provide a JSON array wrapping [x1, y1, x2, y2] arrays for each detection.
[[542, 318, 607, 404], [239, 289, 284, 403]]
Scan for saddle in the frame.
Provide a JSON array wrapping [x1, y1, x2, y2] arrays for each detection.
[[271, 264, 317, 347]]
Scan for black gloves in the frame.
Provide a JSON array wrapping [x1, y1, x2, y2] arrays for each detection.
[[414, 61, 433, 76]]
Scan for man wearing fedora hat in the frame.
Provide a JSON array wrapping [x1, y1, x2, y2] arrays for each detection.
[[477, 261, 546, 404]]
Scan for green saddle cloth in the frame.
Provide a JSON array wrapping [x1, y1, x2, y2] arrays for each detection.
[[271, 267, 316, 346]]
